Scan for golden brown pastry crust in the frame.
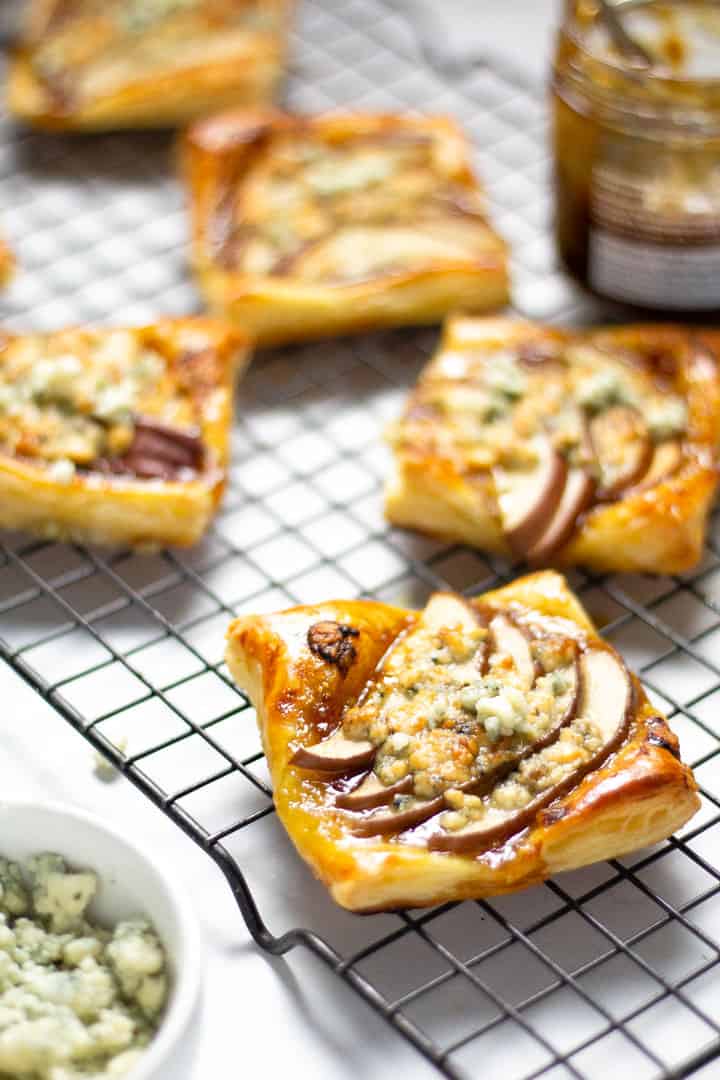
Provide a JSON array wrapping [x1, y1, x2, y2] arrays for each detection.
[[0, 236, 15, 287], [385, 316, 720, 575], [225, 571, 699, 912], [7, 0, 293, 131], [182, 109, 510, 346], [0, 318, 249, 549]]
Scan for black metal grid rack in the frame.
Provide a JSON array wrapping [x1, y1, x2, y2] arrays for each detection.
[[2, 2, 720, 1077]]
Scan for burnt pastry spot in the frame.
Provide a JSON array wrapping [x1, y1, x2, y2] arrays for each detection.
[[307, 621, 360, 676], [540, 805, 568, 826], [647, 719, 681, 760]]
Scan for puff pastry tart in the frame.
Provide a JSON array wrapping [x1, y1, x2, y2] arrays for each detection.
[[182, 109, 510, 346], [7, 0, 293, 131], [0, 318, 248, 548], [386, 316, 720, 575], [226, 571, 699, 912]]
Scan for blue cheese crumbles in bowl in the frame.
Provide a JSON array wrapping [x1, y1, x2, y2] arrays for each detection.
[[0, 803, 202, 1080]]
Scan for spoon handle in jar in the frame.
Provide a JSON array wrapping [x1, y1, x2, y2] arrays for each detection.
[[597, 0, 653, 67]]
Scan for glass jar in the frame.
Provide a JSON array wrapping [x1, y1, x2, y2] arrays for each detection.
[[551, 0, 720, 312]]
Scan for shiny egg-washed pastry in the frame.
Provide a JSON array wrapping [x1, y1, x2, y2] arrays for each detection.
[[0, 236, 15, 287], [0, 318, 248, 548], [7, 0, 293, 131], [182, 109, 510, 346], [226, 571, 698, 912], [386, 316, 720, 575]]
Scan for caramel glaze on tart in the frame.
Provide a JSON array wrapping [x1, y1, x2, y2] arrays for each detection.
[[0, 318, 247, 549], [290, 592, 635, 853], [0, 325, 216, 483], [225, 573, 699, 911], [386, 317, 720, 574]]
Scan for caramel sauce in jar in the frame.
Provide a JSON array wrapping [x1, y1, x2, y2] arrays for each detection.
[[552, 0, 720, 312]]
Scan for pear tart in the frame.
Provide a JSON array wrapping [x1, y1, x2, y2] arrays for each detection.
[[0, 318, 248, 548], [7, 0, 293, 131], [182, 109, 510, 346], [225, 571, 699, 912], [386, 316, 720, 575]]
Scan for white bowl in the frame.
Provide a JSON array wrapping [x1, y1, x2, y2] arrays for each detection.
[[0, 799, 203, 1080]]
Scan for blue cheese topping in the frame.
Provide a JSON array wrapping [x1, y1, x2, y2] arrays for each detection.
[[0, 329, 194, 472], [342, 611, 577, 801], [0, 853, 168, 1079], [396, 333, 689, 489], [233, 128, 499, 284]]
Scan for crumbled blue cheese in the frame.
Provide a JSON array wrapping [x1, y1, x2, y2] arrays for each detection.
[[576, 369, 636, 412], [484, 351, 527, 402], [0, 385, 25, 417], [45, 459, 76, 485], [0, 853, 168, 1079], [646, 397, 687, 440], [93, 384, 135, 424], [26, 855, 97, 934], [474, 684, 529, 741], [118, 0, 197, 33], [0, 861, 28, 918], [29, 356, 84, 407]]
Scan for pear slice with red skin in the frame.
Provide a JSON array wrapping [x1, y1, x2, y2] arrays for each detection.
[[489, 614, 538, 690], [350, 794, 447, 837], [590, 406, 653, 501], [422, 591, 488, 638], [494, 435, 567, 557], [345, 655, 580, 834], [335, 772, 413, 811], [631, 439, 683, 494], [428, 648, 633, 853], [338, 592, 488, 819], [527, 468, 595, 565], [298, 593, 486, 785], [350, 659, 579, 836], [291, 732, 375, 774]]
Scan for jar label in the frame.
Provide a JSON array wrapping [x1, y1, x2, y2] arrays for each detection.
[[588, 162, 720, 308], [589, 231, 720, 309]]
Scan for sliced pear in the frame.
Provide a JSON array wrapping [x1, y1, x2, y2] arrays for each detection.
[[350, 795, 446, 837], [631, 439, 683, 493], [423, 591, 485, 636], [343, 656, 580, 831], [289, 221, 495, 284], [336, 773, 413, 811], [494, 435, 567, 557], [291, 732, 375, 774], [590, 406, 653, 500], [428, 648, 632, 853], [527, 468, 595, 565], [489, 614, 537, 690]]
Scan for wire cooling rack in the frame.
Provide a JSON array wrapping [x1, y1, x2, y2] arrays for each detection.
[[2, 2, 720, 1078]]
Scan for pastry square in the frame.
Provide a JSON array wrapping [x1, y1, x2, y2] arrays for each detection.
[[226, 571, 699, 912], [386, 316, 720, 575], [0, 318, 248, 548], [7, 0, 293, 131], [182, 109, 510, 346]]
